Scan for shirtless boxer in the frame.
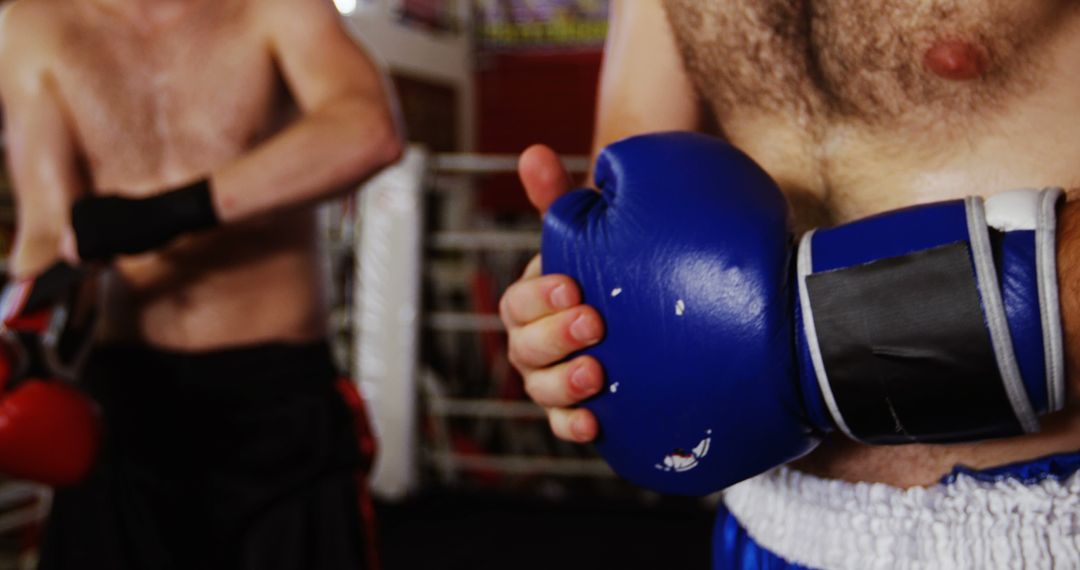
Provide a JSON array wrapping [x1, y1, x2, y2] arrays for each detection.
[[501, 1, 1080, 567], [0, 0, 401, 568]]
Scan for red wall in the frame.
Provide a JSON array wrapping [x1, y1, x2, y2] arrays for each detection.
[[474, 50, 603, 213]]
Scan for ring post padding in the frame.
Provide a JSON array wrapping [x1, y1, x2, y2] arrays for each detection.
[[355, 145, 427, 501]]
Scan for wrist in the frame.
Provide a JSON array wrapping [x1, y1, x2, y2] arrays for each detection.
[[153, 178, 220, 235], [72, 179, 220, 261]]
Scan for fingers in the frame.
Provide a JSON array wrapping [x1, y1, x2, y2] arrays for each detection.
[[523, 355, 603, 408], [547, 406, 599, 443], [519, 144, 574, 215], [508, 304, 603, 371], [500, 272, 579, 328], [512, 146, 598, 445], [501, 264, 599, 372]]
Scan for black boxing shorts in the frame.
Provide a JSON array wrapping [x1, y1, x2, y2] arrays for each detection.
[[38, 341, 372, 570]]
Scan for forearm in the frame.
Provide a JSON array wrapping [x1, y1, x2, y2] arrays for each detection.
[[210, 99, 403, 223], [10, 227, 66, 278], [2, 80, 84, 277], [71, 100, 402, 261]]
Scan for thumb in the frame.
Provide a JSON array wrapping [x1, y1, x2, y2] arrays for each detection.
[[518, 144, 575, 216]]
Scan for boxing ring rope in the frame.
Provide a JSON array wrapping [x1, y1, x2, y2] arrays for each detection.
[[426, 453, 615, 478], [0, 480, 50, 567], [428, 230, 539, 251], [427, 398, 546, 419], [0, 483, 49, 535], [431, 154, 591, 175], [425, 312, 505, 332], [355, 147, 616, 501]]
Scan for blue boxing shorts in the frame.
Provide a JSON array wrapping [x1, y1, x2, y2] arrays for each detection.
[[715, 451, 1080, 569]]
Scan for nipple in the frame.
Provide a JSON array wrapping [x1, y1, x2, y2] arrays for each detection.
[[923, 40, 986, 81]]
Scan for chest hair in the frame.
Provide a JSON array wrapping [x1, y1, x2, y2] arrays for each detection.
[[662, 0, 1062, 125]]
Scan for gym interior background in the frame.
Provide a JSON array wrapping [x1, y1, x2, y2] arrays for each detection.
[[0, 1, 714, 568]]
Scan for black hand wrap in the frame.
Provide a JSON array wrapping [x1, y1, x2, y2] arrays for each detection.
[[72, 179, 220, 261]]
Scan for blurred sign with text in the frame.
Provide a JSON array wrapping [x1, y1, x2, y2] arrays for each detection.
[[474, 0, 609, 51]]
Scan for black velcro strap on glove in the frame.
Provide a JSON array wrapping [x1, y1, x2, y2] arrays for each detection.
[[72, 179, 219, 261], [805, 242, 1019, 443], [0, 262, 99, 385]]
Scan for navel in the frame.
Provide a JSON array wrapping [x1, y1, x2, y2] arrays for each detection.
[[923, 40, 987, 81]]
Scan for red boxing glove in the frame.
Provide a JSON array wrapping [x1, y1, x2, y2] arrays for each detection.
[[0, 379, 101, 486], [0, 263, 102, 486]]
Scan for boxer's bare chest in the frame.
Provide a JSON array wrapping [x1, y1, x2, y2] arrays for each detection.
[[663, 0, 1080, 225], [663, 0, 1073, 124], [664, 0, 1080, 485], [51, 0, 290, 193]]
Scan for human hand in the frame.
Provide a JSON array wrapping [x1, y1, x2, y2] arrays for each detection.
[[499, 145, 604, 443]]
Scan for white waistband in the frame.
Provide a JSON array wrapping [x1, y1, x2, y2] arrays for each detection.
[[724, 467, 1080, 570]]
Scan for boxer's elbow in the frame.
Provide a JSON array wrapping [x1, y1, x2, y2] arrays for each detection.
[[335, 97, 404, 180], [370, 113, 404, 169]]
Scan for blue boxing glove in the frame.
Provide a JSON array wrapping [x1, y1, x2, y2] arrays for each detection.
[[798, 186, 1063, 444], [542, 132, 1064, 495]]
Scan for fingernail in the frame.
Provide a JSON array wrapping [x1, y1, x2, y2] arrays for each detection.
[[550, 283, 573, 309], [571, 415, 591, 440], [570, 364, 599, 395], [570, 314, 601, 344]]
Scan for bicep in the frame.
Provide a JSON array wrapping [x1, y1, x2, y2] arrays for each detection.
[[592, 0, 700, 157], [266, 0, 393, 114]]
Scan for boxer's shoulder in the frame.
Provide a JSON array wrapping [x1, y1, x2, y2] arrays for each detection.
[[0, 0, 79, 100], [257, 0, 352, 36], [0, 0, 67, 81], [0, 0, 68, 42]]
